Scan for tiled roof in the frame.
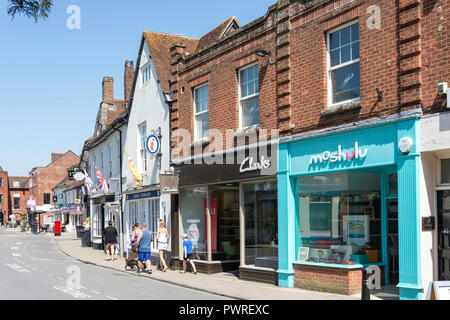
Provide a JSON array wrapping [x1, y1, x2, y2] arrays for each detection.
[[143, 31, 199, 93], [194, 17, 240, 53], [8, 177, 29, 189]]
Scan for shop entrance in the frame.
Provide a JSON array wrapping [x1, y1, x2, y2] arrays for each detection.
[[437, 190, 450, 280]]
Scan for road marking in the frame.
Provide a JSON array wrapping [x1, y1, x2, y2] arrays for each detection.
[[106, 296, 118, 300], [53, 286, 92, 299], [91, 290, 100, 295], [57, 277, 63, 281], [5, 264, 31, 273], [15, 242, 23, 245], [11, 247, 18, 250], [12, 253, 22, 257]]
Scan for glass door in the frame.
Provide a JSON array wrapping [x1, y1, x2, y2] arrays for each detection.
[[438, 190, 450, 280]]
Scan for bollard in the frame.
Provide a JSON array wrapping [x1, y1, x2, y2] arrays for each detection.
[[361, 267, 371, 300]]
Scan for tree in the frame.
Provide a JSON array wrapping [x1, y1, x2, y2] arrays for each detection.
[[7, 0, 53, 22]]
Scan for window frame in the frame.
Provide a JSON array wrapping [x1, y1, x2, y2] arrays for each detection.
[[43, 193, 51, 205], [193, 83, 210, 142], [13, 196, 20, 209], [141, 63, 151, 87], [238, 63, 260, 129], [138, 122, 147, 173], [326, 20, 361, 108]]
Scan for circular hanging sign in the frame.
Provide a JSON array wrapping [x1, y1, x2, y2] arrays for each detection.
[[73, 172, 86, 181], [146, 135, 160, 155], [399, 137, 413, 154]]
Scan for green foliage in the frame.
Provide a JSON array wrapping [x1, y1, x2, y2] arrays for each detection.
[[7, 0, 53, 22]]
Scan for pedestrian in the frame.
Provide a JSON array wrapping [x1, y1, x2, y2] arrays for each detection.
[[180, 234, 197, 274], [136, 222, 152, 274], [103, 221, 118, 261], [129, 223, 141, 260], [156, 219, 170, 272]]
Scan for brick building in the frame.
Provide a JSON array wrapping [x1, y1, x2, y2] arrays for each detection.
[[29, 151, 80, 212], [8, 176, 30, 219], [0, 167, 9, 225], [168, 0, 449, 300]]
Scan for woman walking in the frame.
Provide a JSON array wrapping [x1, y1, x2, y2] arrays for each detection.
[[156, 220, 170, 272]]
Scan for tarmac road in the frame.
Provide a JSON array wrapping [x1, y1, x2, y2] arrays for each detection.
[[0, 228, 229, 300]]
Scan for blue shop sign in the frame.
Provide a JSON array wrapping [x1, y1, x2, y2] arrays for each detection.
[[126, 190, 160, 201]]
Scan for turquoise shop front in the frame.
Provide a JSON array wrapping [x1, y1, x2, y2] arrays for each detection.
[[277, 115, 422, 300]]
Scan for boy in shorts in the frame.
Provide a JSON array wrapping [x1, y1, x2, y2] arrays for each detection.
[[180, 234, 197, 274]]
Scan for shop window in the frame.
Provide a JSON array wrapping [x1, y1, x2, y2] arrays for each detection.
[[297, 172, 382, 265], [129, 201, 138, 229], [209, 185, 240, 261], [148, 198, 160, 251], [92, 206, 102, 238], [180, 188, 208, 261], [244, 181, 278, 269], [239, 64, 259, 128], [327, 21, 360, 106], [441, 159, 450, 184], [388, 174, 398, 195], [193, 84, 209, 141]]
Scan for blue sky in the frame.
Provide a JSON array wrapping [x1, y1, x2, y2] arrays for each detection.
[[0, 0, 275, 176]]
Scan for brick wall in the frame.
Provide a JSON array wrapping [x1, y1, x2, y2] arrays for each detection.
[[8, 188, 30, 216], [0, 171, 8, 222], [294, 264, 362, 295], [30, 151, 80, 207]]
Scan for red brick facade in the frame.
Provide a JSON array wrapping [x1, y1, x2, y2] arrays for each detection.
[[0, 169, 9, 223], [294, 264, 362, 295], [8, 177, 30, 218], [170, 0, 448, 154], [29, 151, 80, 207]]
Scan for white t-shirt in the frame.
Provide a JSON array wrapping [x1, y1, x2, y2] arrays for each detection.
[[9, 215, 16, 222]]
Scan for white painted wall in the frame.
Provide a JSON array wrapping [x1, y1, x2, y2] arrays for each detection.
[[122, 39, 173, 252], [421, 111, 450, 153]]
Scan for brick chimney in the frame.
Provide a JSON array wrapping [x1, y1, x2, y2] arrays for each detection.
[[51, 153, 64, 163], [124, 60, 135, 103], [102, 77, 114, 102]]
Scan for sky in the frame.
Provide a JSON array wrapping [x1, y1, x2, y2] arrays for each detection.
[[0, 0, 275, 176]]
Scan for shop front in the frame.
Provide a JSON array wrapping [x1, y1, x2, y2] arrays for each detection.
[[278, 110, 423, 300], [176, 148, 279, 284]]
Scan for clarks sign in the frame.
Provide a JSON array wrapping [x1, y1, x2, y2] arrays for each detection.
[[240, 156, 271, 173], [310, 142, 368, 165]]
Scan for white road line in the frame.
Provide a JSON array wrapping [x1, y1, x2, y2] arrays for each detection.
[[106, 296, 118, 300], [5, 264, 31, 273], [12, 253, 22, 257], [10, 247, 18, 250], [91, 290, 100, 295], [57, 277, 63, 281], [53, 286, 92, 299], [15, 242, 23, 245]]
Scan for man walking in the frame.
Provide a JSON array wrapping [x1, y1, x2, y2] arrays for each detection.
[[103, 221, 118, 261], [136, 222, 152, 274]]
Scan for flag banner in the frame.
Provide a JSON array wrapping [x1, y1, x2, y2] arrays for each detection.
[[124, 147, 142, 187], [83, 170, 96, 195], [95, 167, 109, 195]]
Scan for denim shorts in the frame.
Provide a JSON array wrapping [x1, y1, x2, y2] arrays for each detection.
[[138, 252, 151, 262]]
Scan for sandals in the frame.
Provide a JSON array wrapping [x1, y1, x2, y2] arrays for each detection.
[[163, 267, 169, 272]]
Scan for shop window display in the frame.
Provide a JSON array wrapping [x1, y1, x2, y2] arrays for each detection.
[[244, 181, 278, 269], [297, 172, 381, 265], [180, 188, 208, 261]]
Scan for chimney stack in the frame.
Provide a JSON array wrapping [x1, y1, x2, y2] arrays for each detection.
[[51, 153, 64, 163], [124, 60, 135, 103], [102, 77, 114, 102]]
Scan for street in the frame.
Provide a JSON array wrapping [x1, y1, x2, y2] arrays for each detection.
[[0, 229, 228, 300]]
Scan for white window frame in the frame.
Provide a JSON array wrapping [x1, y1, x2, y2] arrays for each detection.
[[92, 205, 102, 238], [326, 20, 360, 108], [141, 63, 151, 87], [193, 84, 209, 141], [148, 198, 160, 251], [107, 144, 112, 179], [138, 122, 147, 173], [238, 63, 260, 129]]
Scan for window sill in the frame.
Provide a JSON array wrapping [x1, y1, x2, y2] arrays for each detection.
[[293, 260, 363, 270], [320, 100, 361, 116], [234, 125, 260, 137]]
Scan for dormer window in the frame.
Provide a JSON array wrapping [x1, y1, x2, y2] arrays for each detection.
[[13, 181, 19, 188]]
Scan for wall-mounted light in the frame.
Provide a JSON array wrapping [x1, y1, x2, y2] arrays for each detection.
[[254, 49, 275, 64], [376, 88, 383, 102]]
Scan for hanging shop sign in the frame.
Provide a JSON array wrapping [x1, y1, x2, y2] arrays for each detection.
[[126, 190, 160, 201], [160, 173, 179, 194], [73, 172, 86, 181], [309, 142, 368, 165], [146, 135, 161, 156], [239, 156, 271, 173]]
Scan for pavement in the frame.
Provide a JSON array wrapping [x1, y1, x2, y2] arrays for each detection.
[[47, 230, 381, 300]]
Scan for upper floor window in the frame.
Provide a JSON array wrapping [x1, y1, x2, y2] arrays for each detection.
[[43, 193, 51, 205], [13, 196, 20, 209], [193, 84, 209, 141], [239, 64, 259, 128], [13, 181, 19, 188], [327, 21, 360, 106], [0, 178, 2, 187], [0, 194, 3, 204], [107, 144, 112, 179], [142, 64, 151, 86], [138, 122, 147, 172]]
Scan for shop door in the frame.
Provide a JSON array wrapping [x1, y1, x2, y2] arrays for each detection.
[[438, 190, 450, 280]]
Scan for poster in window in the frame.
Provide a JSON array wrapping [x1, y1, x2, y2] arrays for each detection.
[[204, 198, 217, 252], [343, 215, 369, 246]]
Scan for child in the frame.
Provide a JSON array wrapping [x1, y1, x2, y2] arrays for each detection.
[[180, 234, 197, 274]]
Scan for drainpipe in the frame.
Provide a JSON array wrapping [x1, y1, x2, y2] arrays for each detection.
[[112, 120, 125, 258]]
